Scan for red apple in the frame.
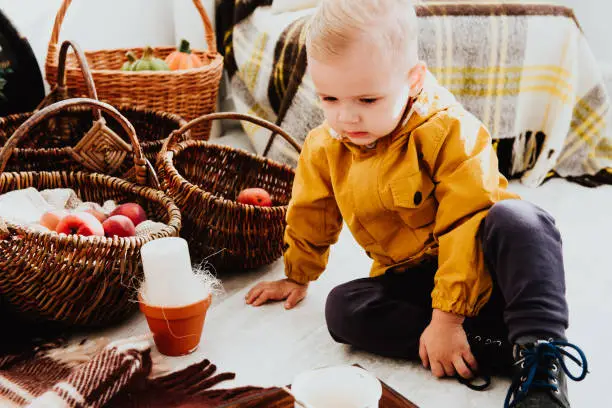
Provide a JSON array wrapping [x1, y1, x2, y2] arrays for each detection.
[[55, 212, 104, 237], [103, 215, 136, 238], [110, 203, 147, 226], [236, 188, 272, 207], [40, 210, 70, 231], [85, 208, 107, 223]]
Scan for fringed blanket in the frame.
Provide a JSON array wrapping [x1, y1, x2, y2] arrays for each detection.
[[0, 336, 273, 407], [216, 0, 612, 187]]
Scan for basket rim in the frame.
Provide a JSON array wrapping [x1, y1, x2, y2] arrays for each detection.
[[110, 104, 189, 122], [160, 140, 295, 211], [49, 51, 224, 76], [0, 170, 181, 247], [0, 104, 186, 148], [47, 43, 220, 54], [0, 103, 187, 122]]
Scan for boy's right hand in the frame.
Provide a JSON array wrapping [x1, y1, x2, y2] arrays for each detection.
[[245, 278, 308, 309]]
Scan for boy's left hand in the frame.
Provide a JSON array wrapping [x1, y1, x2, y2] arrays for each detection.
[[419, 309, 478, 379]]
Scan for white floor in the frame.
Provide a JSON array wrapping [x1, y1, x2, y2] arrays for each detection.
[[97, 178, 612, 407]]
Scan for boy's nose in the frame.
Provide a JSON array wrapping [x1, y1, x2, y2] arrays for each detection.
[[337, 109, 359, 124]]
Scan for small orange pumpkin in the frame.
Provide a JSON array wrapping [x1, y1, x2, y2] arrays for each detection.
[[165, 39, 204, 70]]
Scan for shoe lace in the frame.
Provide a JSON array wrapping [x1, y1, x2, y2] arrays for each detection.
[[504, 340, 588, 408], [457, 334, 511, 391]]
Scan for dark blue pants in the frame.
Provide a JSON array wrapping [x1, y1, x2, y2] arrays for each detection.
[[325, 200, 568, 359]]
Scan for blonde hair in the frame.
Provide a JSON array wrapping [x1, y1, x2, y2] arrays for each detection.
[[306, 0, 419, 64]]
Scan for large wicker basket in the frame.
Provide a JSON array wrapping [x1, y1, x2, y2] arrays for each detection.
[[0, 98, 182, 327], [1, 41, 186, 179], [45, 0, 223, 139], [157, 113, 301, 271]]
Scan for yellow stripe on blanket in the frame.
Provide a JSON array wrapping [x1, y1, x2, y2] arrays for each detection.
[[238, 32, 269, 91], [594, 139, 612, 154], [244, 104, 273, 138], [559, 105, 608, 163], [483, 14, 500, 129], [493, 15, 509, 138], [444, 6, 454, 88], [429, 65, 571, 79], [276, 20, 306, 95], [450, 85, 571, 103], [575, 97, 601, 124], [434, 74, 573, 94]]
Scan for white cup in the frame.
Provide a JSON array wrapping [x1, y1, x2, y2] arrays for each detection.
[[291, 365, 382, 408], [140, 237, 208, 307]]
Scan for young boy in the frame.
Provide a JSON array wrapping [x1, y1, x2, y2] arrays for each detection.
[[245, 0, 588, 406]]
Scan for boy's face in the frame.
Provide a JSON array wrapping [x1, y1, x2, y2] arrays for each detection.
[[308, 41, 424, 146]]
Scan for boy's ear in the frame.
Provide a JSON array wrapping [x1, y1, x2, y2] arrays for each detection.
[[407, 61, 427, 97]]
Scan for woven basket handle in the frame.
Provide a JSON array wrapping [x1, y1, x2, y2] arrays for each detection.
[[37, 40, 101, 120], [0, 98, 149, 186], [48, 0, 217, 55], [159, 112, 302, 158]]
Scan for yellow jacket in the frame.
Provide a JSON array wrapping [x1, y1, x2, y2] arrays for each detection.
[[283, 72, 519, 317]]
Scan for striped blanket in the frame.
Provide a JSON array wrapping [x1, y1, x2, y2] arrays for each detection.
[[216, 0, 612, 187], [0, 336, 270, 407]]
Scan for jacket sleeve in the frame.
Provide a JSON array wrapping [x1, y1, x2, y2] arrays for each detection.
[[283, 132, 343, 284], [429, 110, 516, 317]]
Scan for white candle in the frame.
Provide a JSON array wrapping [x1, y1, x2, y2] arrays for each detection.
[[140, 237, 208, 307]]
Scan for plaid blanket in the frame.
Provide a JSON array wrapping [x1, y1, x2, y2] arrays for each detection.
[[0, 336, 272, 407], [216, 0, 612, 187]]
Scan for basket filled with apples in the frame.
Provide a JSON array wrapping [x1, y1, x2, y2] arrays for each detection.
[[0, 98, 181, 327], [157, 112, 301, 271]]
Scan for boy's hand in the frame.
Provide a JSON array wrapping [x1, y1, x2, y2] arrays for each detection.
[[245, 278, 308, 309], [419, 309, 478, 379]]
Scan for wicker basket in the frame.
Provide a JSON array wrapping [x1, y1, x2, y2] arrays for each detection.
[[157, 113, 302, 271], [0, 98, 182, 327], [1, 41, 186, 180], [45, 0, 223, 140]]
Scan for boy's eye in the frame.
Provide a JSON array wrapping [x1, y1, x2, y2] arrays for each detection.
[[360, 98, 379, 104], [322, 96, 337, 102]]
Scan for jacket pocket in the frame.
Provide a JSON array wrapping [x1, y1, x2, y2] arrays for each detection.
[[350, 216, 377, 247], [390, 172, 437, 229]]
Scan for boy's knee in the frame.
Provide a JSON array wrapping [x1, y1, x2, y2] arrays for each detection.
[[484, 200, 558, 238], [325, 283, 353, 340], [325, 279, 378, 343]]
